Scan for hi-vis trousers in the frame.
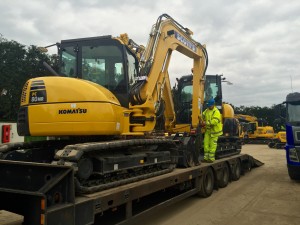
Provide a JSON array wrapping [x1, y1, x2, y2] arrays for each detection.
[[203, 131, 219, 161]]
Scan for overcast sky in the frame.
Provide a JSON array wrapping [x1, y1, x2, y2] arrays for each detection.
[[1, 0, 300, 107]]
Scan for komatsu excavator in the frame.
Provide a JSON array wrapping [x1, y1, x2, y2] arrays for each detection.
[[0, 14, 240, 194], [235, 114, 275, 144]]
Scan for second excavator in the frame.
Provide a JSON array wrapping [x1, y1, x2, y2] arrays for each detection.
[[235, 114, 275, 144]]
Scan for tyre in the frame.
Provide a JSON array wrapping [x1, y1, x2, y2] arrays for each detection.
[[231, 159, 241, 181], [218, 163, 230, 188], [288, 166, 300, 180], [198, 167, 214, 198]]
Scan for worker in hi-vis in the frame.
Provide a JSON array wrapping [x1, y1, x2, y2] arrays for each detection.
[[202, 98, 223, 162]]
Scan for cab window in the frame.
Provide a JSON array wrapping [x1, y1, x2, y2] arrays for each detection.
[[61, 47, 76, 77]]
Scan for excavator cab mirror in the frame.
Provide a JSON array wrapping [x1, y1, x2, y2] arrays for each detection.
[[37, 43, 59, 53], [37, 47, 48, 53]]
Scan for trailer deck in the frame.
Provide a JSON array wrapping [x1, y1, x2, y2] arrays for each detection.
[[0, 153, 262, 225]]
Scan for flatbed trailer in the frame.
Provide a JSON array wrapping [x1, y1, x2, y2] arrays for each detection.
[[0, 154, 262, 225]]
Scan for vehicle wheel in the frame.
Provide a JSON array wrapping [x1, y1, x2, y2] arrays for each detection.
[[77, 157, 93, 180], [218, 163, 229, 188], [198, 167, 214, 198], [232, 159, 241, 181], [288, 167, 300, 180]]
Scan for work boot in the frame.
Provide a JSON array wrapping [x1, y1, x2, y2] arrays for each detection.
[[206, 159, 214, 163], [201, 159, 207, 163]]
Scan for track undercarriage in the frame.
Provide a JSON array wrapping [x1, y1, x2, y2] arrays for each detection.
[[0, 138, 178, 194], [268, 139, 285, 149], [216, 136, 242, 159], [243, 138, 274, 145], [0, 135, 241, 194], [52, 139, 178, 193]]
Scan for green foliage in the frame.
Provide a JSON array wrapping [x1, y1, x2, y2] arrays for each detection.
[[0, 35, 58, 121]]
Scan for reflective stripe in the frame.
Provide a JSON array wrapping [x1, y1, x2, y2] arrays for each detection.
[[204, 153, 209, 160], [212, 117, 220, 123], [208, 153, 215, 160], [211, 130, 223, 135]]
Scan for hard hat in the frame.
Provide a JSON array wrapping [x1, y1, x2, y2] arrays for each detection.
[[206, 98, 215, 107]]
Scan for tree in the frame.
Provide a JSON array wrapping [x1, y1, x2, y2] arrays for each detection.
[[0, 36, 56, 121], [233, 104, 283, 126]]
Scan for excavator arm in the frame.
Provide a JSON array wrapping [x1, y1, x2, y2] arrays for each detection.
[[234, 114, 258, 122], [129, 14, 208, 133]]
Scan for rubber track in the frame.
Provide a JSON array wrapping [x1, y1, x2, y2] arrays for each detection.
[[61, 138, 176, 153], [76, 167, 174, 194]]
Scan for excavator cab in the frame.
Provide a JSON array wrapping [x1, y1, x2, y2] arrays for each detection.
[[174, 74, 223, 124], [58, 36, 139, 107], [174, 74, 240, 159]]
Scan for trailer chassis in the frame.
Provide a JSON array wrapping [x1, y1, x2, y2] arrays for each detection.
[[0, 154, 262, 225]]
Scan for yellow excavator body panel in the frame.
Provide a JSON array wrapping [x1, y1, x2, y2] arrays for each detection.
[[22, 77, 125, 136], [277, 131, 287, 143], [222, 103, 234, 119]]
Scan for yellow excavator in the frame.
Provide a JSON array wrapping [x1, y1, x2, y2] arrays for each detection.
[[235, 114, 275, 144], [0, 14, 240, 193], [268, 118, 286, 149]]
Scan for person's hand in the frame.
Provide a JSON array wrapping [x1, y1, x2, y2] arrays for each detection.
[[206, 121, 211, 127]]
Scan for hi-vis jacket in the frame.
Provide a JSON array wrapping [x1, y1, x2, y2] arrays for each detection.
[[203, 106, 223, 137]]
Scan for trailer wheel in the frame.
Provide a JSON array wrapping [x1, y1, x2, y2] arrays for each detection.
[[232, 159, 241, 181], [198, 167, 214, 198], [218, 163, 229, 188]]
